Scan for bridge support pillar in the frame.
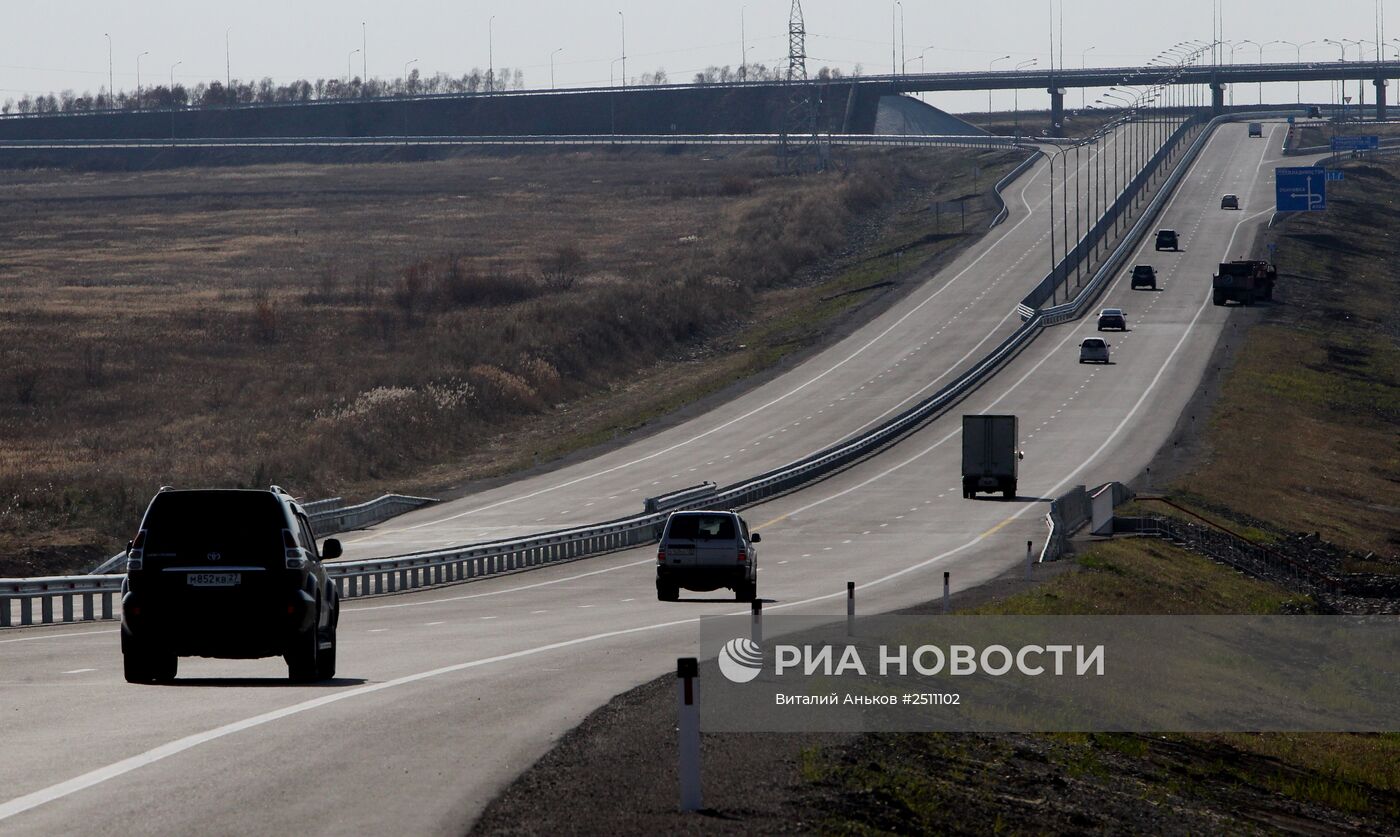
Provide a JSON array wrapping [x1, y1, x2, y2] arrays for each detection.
[[1376, 78, 1388, 121], [1047, 87, 1066, 137], [1210, 82, 1226, 115]]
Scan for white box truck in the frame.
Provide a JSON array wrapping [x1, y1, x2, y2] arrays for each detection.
[[962, 414, 1020, 500]]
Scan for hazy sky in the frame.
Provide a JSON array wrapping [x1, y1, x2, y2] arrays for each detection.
[[2, 1, 1392, 112]]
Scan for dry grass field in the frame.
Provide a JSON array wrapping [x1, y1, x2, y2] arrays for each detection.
[[0, 145, 1019, 574]]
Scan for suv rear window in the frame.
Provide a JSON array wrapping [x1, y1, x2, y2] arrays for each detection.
[[141, 492, 286, 565], [666, 514, 736, 540]]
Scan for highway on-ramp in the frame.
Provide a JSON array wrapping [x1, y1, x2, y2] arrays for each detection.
[[0, 121, 1298, 835], [339, 126, 1139, 557]]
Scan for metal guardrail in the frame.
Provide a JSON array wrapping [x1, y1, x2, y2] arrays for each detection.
[[643, 483, 718, 515], [308, 493, 436, 535], [1, 113, 1254, 628]]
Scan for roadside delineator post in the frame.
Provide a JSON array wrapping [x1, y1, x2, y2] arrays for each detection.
[[677, 657, 702, 812], [1026, 540, 1034, 580], [942, 571, 950, 614], [751, 599, 762, 644], [846, 581, 855, 636]]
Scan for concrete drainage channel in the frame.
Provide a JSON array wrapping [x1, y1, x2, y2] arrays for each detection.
[[0, 112, 1292, 628]]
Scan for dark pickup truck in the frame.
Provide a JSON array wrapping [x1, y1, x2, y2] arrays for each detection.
[[1212, 259, 1277, 305]]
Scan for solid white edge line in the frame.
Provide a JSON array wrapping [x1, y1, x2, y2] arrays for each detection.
[[0, 124, 1262, 824]]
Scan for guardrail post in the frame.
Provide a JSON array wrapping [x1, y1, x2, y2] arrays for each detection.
[[82, 592, 94, 621], [942, 572, 950, 614], [102, 591, 113, 620], [751, 600, 762, 643], [21, 597, 33, 625], [62, 594, 74, 623], [846, 582, 855, 636], [1, 597, 10, 627], [677, 657, 702, 813], [40, 596, 53, 625]]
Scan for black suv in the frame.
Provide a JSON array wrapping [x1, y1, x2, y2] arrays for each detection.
[[1154, 229, 1179, 251], [121, 486, 342, 683]]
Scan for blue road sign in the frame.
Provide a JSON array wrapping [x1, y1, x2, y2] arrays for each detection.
[[1330, 135, 1380, 151], [1276, 166, 1327, 212], [1326, 169, 1345, 181]]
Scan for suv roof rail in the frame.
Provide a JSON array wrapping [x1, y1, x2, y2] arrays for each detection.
[[269, 485, 291, 497], [158, 485, 174, 492]]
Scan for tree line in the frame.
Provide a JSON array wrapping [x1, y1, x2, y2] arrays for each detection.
[[3, 62, 858, 115]]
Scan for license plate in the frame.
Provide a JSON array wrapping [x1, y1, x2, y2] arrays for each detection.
[[667, 546, 695, 557], [187, 573, 240, 587]]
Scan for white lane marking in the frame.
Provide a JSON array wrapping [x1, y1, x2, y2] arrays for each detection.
[[367, 629, 388, 633], [531, 610, 549, 614], [344, 156, 1080, 546], [0, 629, 115, 645], [620, 598, 635, 602], [424, 622, 445, 627], [479, 616, 498, 620], [61, 669, 96, 675], [345, 557, 655, 613], [0, 132, 1238, 826]]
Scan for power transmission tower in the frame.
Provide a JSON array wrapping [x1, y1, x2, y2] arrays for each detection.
[[781, 0, 824, 171]]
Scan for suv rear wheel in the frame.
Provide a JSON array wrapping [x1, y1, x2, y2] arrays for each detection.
[[286, 607, 322, 683], [123, 635, 177, 684], [656, 580, 680, 602], [735, 581, 757, 603]]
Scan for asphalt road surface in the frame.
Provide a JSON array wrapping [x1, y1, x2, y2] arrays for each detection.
[[0, 121, 1303, 835]]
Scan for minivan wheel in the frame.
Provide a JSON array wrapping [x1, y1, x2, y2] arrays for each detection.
[[656, 580, 680, 602]]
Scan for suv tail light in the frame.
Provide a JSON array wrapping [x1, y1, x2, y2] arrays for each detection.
[[283, 528, 310, 570], [126, 530, 146, 572], [657, 548, 666, 563], [736, 547, 747, 562]]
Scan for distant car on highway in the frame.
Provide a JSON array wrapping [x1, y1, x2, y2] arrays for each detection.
[[1307, 105, 1323, 118], [1079, 337, 1111, 364], [656, 510, 759, 602], [1130, 265, 1157, 290], [1155, 229, 1179, 251], [1097, 308, 1128, 331], [1221, 194, 1240, 210], [120, 486, 341, 684], [1248, 123, 1263, 138]]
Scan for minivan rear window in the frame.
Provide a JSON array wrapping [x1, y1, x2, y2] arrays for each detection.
[[140, 492, 285, 565], [666, 514, 736, 540]]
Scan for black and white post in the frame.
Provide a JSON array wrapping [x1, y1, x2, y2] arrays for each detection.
[[942, 571, 950, 614], [846, 581, 855, 636], [1026, 540, 1034, 580], [677, 657, 702, 812], [751, 599, 763, 644]]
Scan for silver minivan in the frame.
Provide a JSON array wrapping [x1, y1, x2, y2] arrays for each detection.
[[655, 510, 759, 602]]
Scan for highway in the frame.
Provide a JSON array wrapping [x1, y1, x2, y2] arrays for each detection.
[[0, 120, 1300, 835], [340, 124, 1141, 557]]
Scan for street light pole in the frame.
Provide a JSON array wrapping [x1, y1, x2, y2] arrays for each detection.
[[347, 49, 360, 89], [488, 16, 495, 93], [551, 48, 563, 90], [740, 5, 747, 80], [988, 55, 1011, 116], [169, 60, 182, 139], [104, 33, 114, 109], [225, 29, 231, 92], [1081, 46, 1095, 108], [361, 22, 368, 93], [1270, 40, 1314, 103], [1013, 58, 1037, 134], [619, 11, 626, 88], [136, 51, 148, 109]]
